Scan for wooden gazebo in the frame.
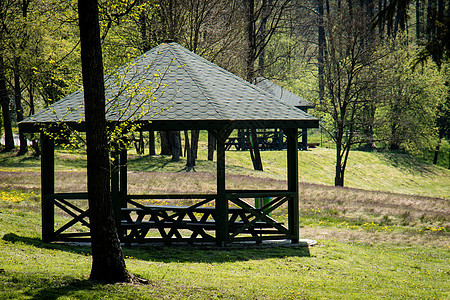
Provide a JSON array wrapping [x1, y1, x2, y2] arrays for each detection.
[[19, 42, 319, 246]]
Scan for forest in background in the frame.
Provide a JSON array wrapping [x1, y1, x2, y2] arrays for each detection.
[[0, 0, 449, 185]]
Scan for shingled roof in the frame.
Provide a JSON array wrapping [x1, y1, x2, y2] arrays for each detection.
[[20, 42, 318, 132], [254, 77, 315, 110]]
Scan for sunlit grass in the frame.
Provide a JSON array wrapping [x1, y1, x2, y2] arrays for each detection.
[[0, 146, 449, 299], [0, 199, 448, 299]]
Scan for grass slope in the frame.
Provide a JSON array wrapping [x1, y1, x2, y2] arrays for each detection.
[[1, 145, 448, 197]]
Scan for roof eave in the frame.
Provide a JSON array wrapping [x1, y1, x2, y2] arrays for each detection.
[[20, 118, 319, 133]]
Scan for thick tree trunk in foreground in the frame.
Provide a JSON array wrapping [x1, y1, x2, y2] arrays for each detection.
[[78, 0, 130, 283]]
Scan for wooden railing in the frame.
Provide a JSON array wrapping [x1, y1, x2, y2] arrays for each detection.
[[43, 190, 295, 245]]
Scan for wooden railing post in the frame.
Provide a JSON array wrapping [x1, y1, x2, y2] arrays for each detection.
[[41, 132, 54, 242], [119, 144, 127, 209]]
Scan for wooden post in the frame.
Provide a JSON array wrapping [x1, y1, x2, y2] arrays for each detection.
[[286, 128, 299, 243], [111, 144, 121, 234], [215, 129, 229, 246], [41, 133, 54, 242], [149, 130, 155, 155], [119, 145, 127, 208]]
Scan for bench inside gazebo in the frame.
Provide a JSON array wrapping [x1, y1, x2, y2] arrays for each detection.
[[19, 42, 319, 246]]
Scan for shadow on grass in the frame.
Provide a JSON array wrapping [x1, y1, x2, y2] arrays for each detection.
[[28, 279, 97, 300], [127, 155, 186, 172], [3, 233, 310, 263], [123, 242, 311, 263], [0, 152, 41, 168], [2, 233, 91, 256], [378, 151, 435, 175]]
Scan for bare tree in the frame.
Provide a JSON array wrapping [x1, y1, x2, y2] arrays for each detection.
[[243, 0, 289, 171], [318, 5, 380, 186]]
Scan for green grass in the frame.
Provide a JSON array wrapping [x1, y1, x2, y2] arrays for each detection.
[[0, 147, 449, 299], [0, 198, 448, 299]]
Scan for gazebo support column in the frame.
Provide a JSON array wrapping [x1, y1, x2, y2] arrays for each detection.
[[286, 128, 299, 243], [215, 129, 231, 247], [41, 133, 55, 242]]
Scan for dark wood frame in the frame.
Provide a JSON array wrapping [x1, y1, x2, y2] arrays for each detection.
[[38, 124, 306, 246]]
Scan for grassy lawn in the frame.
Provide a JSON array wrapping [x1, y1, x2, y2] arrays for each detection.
[[0, 147, 449, 299]]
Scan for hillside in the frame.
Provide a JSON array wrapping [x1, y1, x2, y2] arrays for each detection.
[[1, 146, 448, 198], [0, 147, 449, 299], [124, 147, 449, 199]]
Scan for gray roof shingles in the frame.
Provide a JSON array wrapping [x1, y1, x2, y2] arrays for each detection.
[[21, 43, 318, 131], [254, 77, 315, 109]]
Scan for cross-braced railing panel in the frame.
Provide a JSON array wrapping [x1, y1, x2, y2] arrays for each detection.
[[121, 195, 217, 244], [120, 190, 294, 244], [226, 191, 292, 242], [48, 193, 90, 241]]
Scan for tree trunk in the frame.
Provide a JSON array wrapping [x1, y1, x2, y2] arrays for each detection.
[[258, 0, 269, 76], [14, 60, 28, 155], [78, 0, 131, 283], [0, 55, 14, 152], [318, 0, 325, 103], [416, 0, 423, 41], [186, 130, 199, 171], [244, 0, 263, 171], [244, 0, 256, 80], [184, 130, 190, 158], [132, 131, 144, 154], [160, 131, 171, 155], [334, 136, 344, 186], [208, 132, 215, 161], [247, 129, 263, 171], [148, 130, 155, 155], [433, 138, 441, 165], [427, 0, 437, 41], [169, 131, 180, 161]]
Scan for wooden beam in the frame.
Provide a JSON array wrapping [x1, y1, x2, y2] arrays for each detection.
[[41, 133, 54, 242], [285, 128, 299, 243]]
